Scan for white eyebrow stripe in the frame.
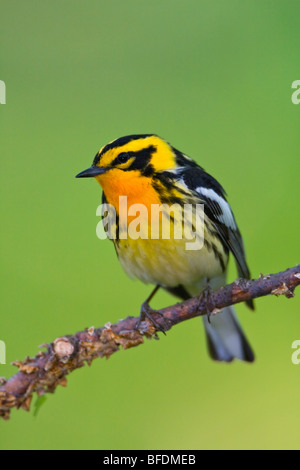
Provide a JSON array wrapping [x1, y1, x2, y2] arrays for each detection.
[[196, 187, 237, 230]]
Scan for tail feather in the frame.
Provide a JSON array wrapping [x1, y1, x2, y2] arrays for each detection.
[[203, 306, 255, 363]]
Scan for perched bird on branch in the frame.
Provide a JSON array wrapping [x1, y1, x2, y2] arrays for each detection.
[[76, 134, 255, 363]]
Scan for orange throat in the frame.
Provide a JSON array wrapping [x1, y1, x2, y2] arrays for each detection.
[[95, 169, 161, 215]]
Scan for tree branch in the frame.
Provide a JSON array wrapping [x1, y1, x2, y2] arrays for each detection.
[[1, 265, 299, 420]]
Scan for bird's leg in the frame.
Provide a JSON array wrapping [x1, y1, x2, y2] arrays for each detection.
[[197, 279, 216, 324], [136, 285, 167, 334]]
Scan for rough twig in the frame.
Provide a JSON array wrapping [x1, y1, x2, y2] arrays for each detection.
[[0, 265, 299, 420]]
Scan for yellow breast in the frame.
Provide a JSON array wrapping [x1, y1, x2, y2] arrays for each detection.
[[115, 223, 227, 289], [96, 168, 227, 290]]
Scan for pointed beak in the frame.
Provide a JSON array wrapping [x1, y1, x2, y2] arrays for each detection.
[[76, 166, 108, 178]]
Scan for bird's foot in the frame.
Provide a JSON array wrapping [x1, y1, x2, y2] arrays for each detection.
[[197, 283, 217, 324], [136, 301, 167, 335]]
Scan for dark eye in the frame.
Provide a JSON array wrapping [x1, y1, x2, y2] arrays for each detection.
[[117, 153, 130, 164]]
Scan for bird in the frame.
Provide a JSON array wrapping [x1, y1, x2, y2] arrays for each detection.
[[76, 134, 255, 363]]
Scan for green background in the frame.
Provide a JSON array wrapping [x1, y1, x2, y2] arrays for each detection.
[[1, 0, 300, 450]]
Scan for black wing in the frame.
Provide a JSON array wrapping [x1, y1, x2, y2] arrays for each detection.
[[181, 166, 254, 309]]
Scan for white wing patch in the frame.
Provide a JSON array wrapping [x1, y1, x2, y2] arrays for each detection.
[[196, 187, 237, 230], [183, 154, 194, 161], [176, 177, 189, 191], [164, 167, 184, 175]]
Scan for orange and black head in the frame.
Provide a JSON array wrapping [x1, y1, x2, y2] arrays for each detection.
[[76, 134, 198, 207], [76, 134, 185, 179]]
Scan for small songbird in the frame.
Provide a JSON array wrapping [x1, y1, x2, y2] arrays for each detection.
[[76, 134, 255, 362]]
